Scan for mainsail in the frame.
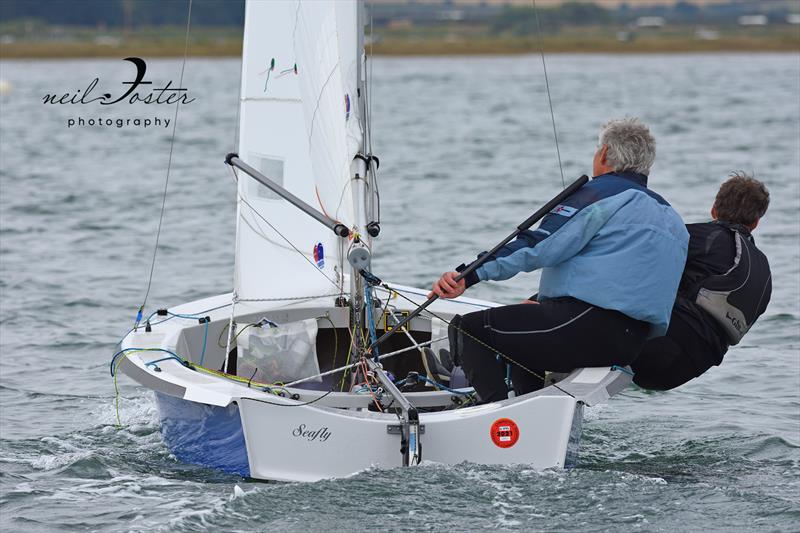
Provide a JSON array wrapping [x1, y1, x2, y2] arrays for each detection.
[[294, 1, 363, 227], [234, 0, 364, 301]]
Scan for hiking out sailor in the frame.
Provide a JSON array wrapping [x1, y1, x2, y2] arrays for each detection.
[[631, 173, 771, 390], [428, 118, 689, 402]]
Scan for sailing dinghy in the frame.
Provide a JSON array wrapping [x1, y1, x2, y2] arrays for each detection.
[[113, 0, 634, 482]]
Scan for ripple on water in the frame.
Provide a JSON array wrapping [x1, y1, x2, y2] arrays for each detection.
[[1, 54, 799, 532]]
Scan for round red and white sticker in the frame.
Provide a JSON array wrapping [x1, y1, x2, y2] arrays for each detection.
[[490, 418, 520, 448]]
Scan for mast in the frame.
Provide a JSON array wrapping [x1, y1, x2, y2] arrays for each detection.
[[347, 0, 370, 373]]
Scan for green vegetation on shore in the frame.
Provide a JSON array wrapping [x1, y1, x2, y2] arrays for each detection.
[[0, 40, 243, 59], [371, 26, 800, 55], [0, 24, 797, 59]]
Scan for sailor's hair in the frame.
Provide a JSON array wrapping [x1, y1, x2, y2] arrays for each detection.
[[598, 117, 656, 176], [714, 171, 770, 226]]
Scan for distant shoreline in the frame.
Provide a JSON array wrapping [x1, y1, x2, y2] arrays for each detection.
[[1, 34, 797, 59], [371, 36, 799, 55]]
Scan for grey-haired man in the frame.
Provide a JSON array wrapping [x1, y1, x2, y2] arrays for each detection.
[[430, 118, 689, 402]]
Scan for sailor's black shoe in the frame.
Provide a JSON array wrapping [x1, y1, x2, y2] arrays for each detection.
[[437, 348, 455, 373], [448, 314, 464, 367], [422, 347, 452, 386]]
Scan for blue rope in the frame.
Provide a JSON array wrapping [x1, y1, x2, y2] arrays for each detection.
[[145, 355, 184, 368], [167, 311, 207, 320], [129, 302, 232, 334], [611, 365, 635, 376], [352, 384, 382, 394], [364, 285, 380, 358], [198, 320, 209, 366], [418, 375, 473, 396], [396, 374, 473, 396], [110, 347, 188, 376]]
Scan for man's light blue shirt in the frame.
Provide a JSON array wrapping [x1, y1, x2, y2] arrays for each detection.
[[473, 172, 689, 337]]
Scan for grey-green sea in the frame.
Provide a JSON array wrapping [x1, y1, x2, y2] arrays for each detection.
[[0, 53, 798, 532]]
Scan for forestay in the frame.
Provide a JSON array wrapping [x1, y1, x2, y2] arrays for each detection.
[[234, 0, 363, 301]]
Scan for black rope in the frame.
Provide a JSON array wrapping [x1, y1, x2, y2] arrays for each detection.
[[247, 367, 258, 388], [240, 389, 335, 408]]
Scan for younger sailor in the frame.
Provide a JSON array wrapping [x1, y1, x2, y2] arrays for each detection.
[[632, 173, 772, 390], [430, 118, 688, 402]]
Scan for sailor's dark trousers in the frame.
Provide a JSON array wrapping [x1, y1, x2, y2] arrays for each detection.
[[453, 297, 649, 402], [631, 312, 714, 390]]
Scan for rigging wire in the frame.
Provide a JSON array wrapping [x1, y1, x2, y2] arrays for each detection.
[[228, 165, 357, 372], [136, 0, 194, 327], [238, 211, 313, 255], [284, 335, 447, 388], [531, 0, 565, 189], [230, 167, 342, 292], [230, 167, 353, 357], [370, 279, 576, 399]]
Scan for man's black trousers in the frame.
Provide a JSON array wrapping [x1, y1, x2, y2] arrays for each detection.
[[453, 297, 650, 402], [631, 312, 717, 390]]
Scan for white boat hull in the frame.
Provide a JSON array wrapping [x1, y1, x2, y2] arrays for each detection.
[[119, 290, 631, 482], [152, 387, 584, 482], [236, 392, 584, 482]]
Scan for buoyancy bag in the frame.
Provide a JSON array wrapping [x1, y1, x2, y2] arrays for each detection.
[[690, 227, 771, 345]]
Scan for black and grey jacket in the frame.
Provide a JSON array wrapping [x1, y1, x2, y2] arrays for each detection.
[[676, 220, 772, 363]]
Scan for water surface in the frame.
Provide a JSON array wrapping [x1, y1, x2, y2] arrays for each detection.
[[1, 54, 798, 532]]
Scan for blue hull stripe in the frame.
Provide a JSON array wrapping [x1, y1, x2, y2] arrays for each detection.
[[155, 392, 250, 477]]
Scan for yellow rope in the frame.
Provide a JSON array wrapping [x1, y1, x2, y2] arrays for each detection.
[[112, 348, 288, 428], [338, 324, 357, 391], [113, 353, 130, 428], [190, 363, 287, 394]]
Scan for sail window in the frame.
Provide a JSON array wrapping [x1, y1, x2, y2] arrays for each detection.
[[248, 153, 285, 200]]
